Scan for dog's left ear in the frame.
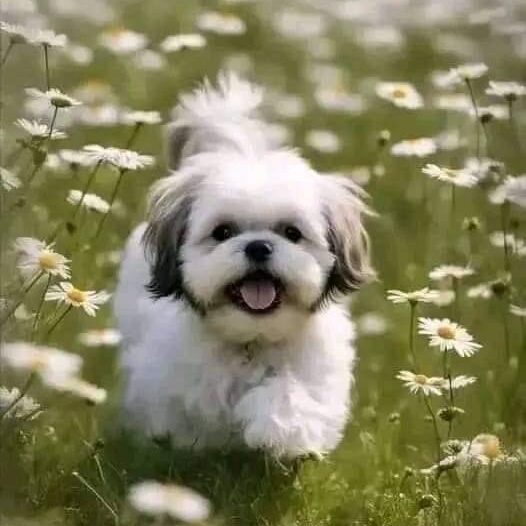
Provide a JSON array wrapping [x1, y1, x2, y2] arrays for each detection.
[[322, 175, 374, 296]]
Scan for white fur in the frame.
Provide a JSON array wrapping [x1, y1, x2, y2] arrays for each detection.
[[115, 73, 369, 458]]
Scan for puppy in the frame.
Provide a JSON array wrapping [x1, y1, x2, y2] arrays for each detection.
[[114, 73, 372, 459]]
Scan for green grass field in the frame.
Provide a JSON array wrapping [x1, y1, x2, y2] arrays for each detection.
[[1, 0, 526, 524]]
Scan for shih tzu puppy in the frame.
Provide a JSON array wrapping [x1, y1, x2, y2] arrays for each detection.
[[114, 73, 372, 459]]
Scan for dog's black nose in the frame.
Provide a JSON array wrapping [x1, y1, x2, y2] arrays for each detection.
[[245, 240, 273, 262]]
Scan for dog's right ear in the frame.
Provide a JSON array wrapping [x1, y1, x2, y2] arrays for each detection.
[[165, 123, 192, 170], [142, 172, 199, 298]]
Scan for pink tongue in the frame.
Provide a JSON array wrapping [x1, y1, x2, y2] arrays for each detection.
[[240, 280, 276, 310]]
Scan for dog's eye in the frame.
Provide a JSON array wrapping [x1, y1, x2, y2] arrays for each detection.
[[283, 225, 302, 243], [212, 223, 235, 242]]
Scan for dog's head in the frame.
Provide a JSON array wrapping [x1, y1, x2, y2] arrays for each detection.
[[143, 149, 372, 344]]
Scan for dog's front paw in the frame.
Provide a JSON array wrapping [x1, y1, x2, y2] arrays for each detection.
[[234, 382, 331, 459]]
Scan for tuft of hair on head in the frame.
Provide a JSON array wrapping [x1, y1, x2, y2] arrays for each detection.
[[165, 71, 267, 170], [176, 70, 263, 123]]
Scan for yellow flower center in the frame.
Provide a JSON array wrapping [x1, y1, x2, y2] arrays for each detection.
[[414, 374, 428, 385], [67, 287, 86, 304], [38, 251, 59, 271], [437, 325, 455, 339], [481, 436, 501, 459], [392, 88, 407, 98]]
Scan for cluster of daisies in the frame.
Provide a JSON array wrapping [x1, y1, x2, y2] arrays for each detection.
[[381, 65, 526, 484], [0, 20, 159, 416]]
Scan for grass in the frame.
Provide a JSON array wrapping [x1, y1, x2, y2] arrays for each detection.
[[1, 0, 526, 525]]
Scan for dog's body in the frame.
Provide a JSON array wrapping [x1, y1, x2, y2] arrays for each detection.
[[115, 74, 371, 458]]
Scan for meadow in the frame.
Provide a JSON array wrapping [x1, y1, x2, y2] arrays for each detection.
[[1, 0, 526, 525]]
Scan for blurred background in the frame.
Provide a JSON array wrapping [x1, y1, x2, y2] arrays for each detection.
[[1, 0, 526, 524]]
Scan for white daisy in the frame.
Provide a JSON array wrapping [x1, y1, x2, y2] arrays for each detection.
[[446, 375, 477, 390], [50, 376, 107, 404], [133, 49, 166, 71], [396, 371, 444, 396], [1, 342, 82, 386], [160, 33, 206, 53], [498, 176, 526, 208], [418, 318, 482, 357], [15, 118, 67, 140], [464, 157, 504, 183], [99, 28, 147, 55], [489, 231, 516, 250], [271, 93, 305, 119], [390, 138, 437, 158], [386, 288, 440, 304], [58, 149, 94, 168], [474, 105, 508, 121], [375, 82, 423, 109], [121, 110, 162, 126], [0, 386, 41, 419], [467, 283, 493, 299], [30, 28, 67, 47], [429, 265, 474, 281], [0, 21, 32, 44], [430, 289, 456, 307], [314, 85, 365, 115], [459, 434, 504, 464], [433, 94, 472, 113], [445, 63, 489, 85], [356, 312, 389, 336], [434, 130, 468, 151], [66, 190, 110, 213], [14, 237, 70, 279], [305, 129, 340, 153], [422, 164, 478, 188], [485, 81, 526, 101], [79, 328, 122, 347], [0, 167, 21, 191], [129, 481, 211, 523], [510, 305, 526, 317], [25, 88, 82, 109], [111, 149, 155, 171], [77, 104, 121, 126], [45, 282, 110, 317], [197, 11, 246, 35]]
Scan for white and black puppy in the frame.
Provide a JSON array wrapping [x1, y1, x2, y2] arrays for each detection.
[[114, 73, 372, 458]]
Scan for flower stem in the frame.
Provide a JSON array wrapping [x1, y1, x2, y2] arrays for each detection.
[[43, 44, 51, 90], [31, 274, 52, 340], [500, 203, 511, 273], [44, 305, 72, 341], [409, 303, 418, 370], [507, 99, 523, 153], [47, 106, 59, 140], [423, 394, 442, 464], [124, 123, 142, 149], [452, 277, 460, 320], [0, 271, 43, 326], [502, 300, 510, 363], [92, 169, 126, 242], [1, 41, 14, 67], [465, 79, 481, 165], [48, 161, 103, 244], [442, 351, 454, 439], [72, 471, 120, 526], [0, 373, 36, 419]]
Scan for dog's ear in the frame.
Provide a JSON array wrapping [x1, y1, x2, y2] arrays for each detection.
[[322, 175, 374, 298], [165, 123, 192, 170], [142, 172, 199, 298]]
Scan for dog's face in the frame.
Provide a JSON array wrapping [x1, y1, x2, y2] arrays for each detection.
[[144, 150, 371, 344]]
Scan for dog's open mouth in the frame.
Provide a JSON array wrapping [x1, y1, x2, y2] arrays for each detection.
[[226, 271, 282, 315]]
